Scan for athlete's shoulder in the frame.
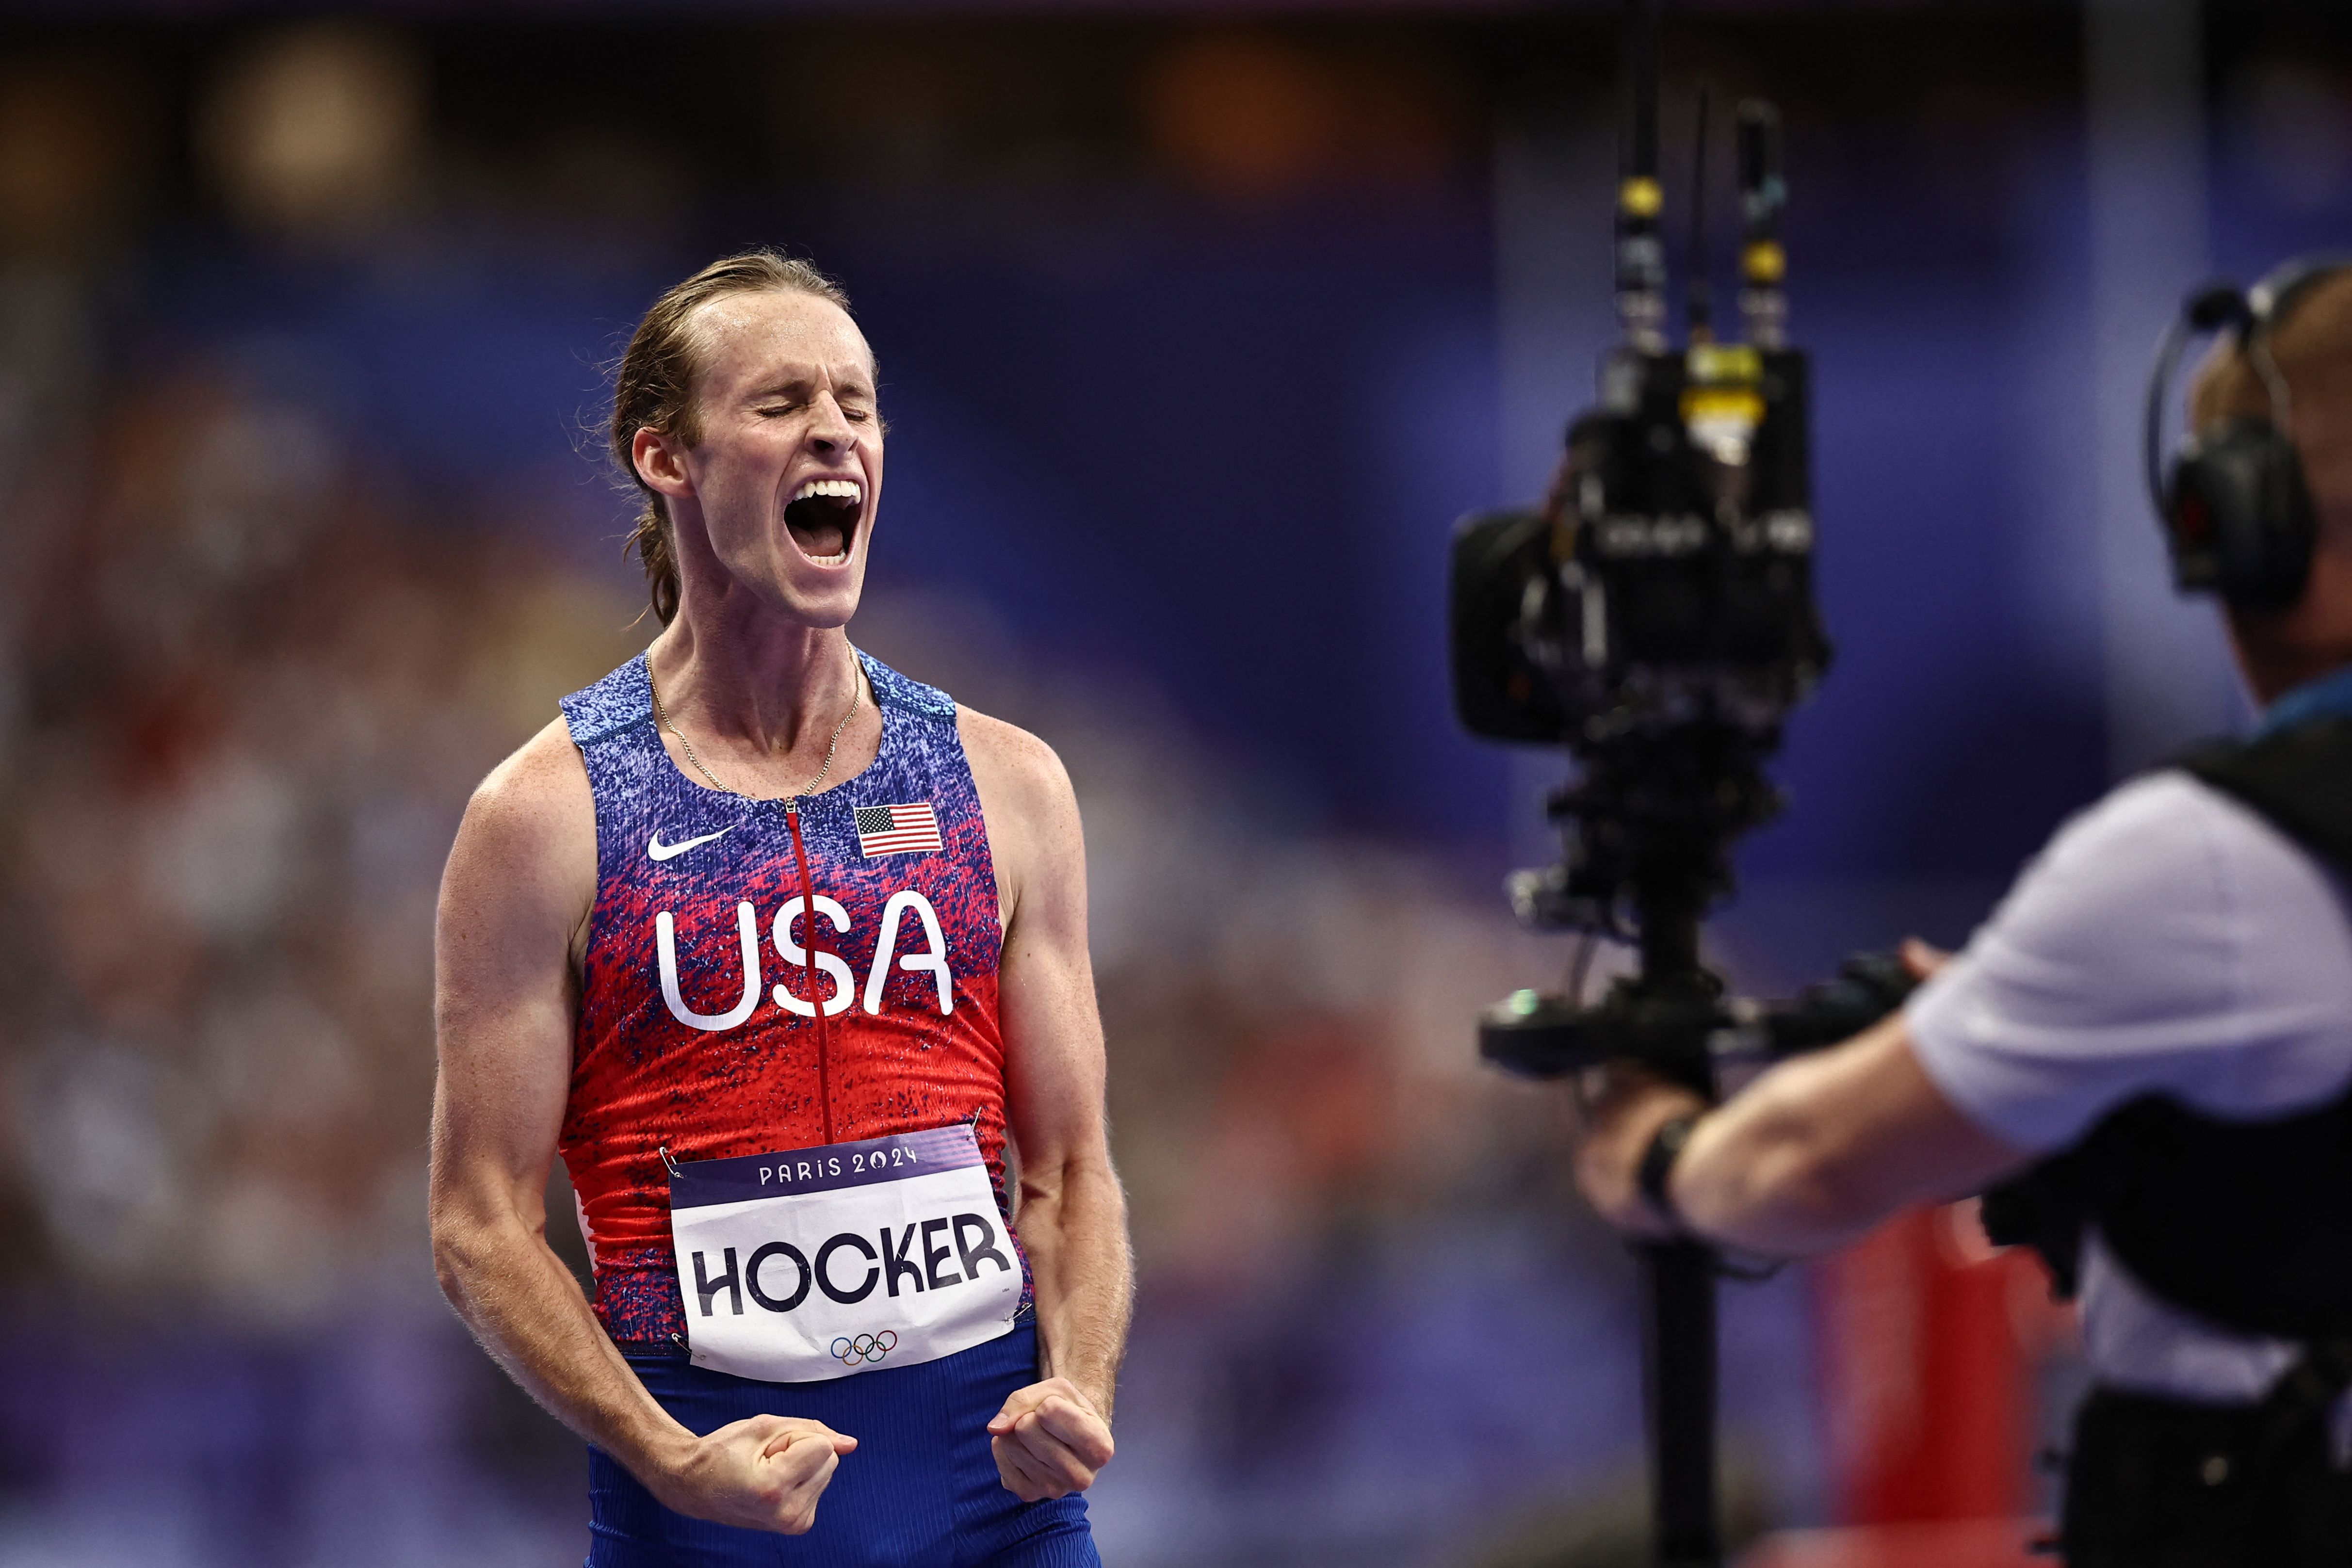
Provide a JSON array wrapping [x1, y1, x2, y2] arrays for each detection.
[[956, 706, 1075, 814], [956, 706, 1084, 938], [450, 718, 598, 901], [438, 720, 598, 1001], [477, 715, 595, 821]]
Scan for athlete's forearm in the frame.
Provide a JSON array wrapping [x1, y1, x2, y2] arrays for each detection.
[[432, 1204, 696, 1487], [1016, 1155, 1132, 1417]]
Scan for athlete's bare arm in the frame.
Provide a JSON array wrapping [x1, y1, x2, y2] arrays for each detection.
[[961, 709, 1131, 1503], [429, 720, 856, 1535]]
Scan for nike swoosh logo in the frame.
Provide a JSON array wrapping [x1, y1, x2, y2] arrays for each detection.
[[648, 827, 733, 863]]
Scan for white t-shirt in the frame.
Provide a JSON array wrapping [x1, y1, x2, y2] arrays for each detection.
[[1907, 770, 2352, 1403]]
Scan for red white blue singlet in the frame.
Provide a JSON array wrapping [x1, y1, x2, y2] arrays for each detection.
[[557, 650, 1023, 1344]]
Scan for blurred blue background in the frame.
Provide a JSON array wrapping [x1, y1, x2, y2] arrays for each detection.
[[0, 2, 2347, 1564]]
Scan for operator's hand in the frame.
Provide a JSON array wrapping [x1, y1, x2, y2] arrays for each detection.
[[1899, 937, 1952, 982], [651, 1415, 856, 1535], [987, 1376, 1114, 1501], [1570, 1061, 1708, 1238]]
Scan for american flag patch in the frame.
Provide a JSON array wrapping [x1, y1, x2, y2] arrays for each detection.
[[853, 802, 943, 857]]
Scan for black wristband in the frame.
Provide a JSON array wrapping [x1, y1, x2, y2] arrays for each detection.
[[1636, 1113, 1701, 1228]]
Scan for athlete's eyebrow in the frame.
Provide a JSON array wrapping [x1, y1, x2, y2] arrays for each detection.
[[747, 373, 819, 402], [748, 372, 875, 404]]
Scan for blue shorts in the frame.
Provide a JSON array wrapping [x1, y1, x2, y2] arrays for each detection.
[[587, 1321, 1099, 1568]]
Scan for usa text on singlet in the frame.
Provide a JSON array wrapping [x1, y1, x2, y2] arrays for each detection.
[[556, 650, 1028, 1373]]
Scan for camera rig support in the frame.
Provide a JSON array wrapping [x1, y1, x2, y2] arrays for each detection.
[[1449, 3, 1913, 1562]]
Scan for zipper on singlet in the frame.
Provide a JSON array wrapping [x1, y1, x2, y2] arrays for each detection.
[[784, 797, 837, 1146]]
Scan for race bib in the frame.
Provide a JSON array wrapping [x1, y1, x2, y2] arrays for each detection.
[[668, 1124, 1022, 1383]]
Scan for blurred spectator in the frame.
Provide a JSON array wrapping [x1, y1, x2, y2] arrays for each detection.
[[199, 22, 428, 244]]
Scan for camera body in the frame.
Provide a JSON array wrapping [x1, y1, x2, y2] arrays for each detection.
[[1449, 336, 1829, 958], [1449, 338, 1826, 759], [1447, 92, 1852, 1085]]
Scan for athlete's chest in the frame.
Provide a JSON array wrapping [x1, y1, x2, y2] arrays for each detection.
[[590, 790, 1003, 1033]]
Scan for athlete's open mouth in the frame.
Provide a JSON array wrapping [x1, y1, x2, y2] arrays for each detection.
[[784, 477, 862, 566]]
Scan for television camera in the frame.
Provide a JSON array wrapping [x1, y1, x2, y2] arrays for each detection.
[[1447, 5, 1914, 1563]]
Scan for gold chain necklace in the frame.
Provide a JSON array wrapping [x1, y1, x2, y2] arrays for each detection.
[[649, 661, 861, 804]]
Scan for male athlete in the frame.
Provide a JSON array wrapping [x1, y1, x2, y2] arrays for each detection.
[[430, 250, 1128, 1566]]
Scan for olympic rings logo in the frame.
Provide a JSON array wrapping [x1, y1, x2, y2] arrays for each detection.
[[830, 1330, 898, 1366]]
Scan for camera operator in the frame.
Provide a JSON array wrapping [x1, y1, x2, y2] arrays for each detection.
[[1570, 261, 2352, 1567]]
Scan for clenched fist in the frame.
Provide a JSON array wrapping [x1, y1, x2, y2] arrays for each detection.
[[652, 1414, 857, 1535], [986, 1377, 1114, 1502]]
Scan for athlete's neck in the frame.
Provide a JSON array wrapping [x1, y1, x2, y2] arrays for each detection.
[[647, 609, 863, 757]]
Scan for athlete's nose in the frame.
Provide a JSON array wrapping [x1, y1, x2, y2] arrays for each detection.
[[806, 392, 855, 453]]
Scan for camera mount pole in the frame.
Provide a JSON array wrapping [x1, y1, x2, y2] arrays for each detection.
[[1633, 869, 1724, 1568]]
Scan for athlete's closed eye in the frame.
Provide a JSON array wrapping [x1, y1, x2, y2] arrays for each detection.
[[753, 390, 874, 425]]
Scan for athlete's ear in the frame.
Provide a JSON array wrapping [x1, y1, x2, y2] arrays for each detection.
[[633, 426, 694, 502]]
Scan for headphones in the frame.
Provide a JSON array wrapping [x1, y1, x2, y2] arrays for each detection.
[[2145, 256, 2344, 613]]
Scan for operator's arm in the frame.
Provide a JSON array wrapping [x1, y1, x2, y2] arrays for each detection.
[[1574, 1007, 2032, 1257], [962, 710, 1131, 1502], [1576, 767, 2352, 1254], [429, 722, 853, 1534]]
